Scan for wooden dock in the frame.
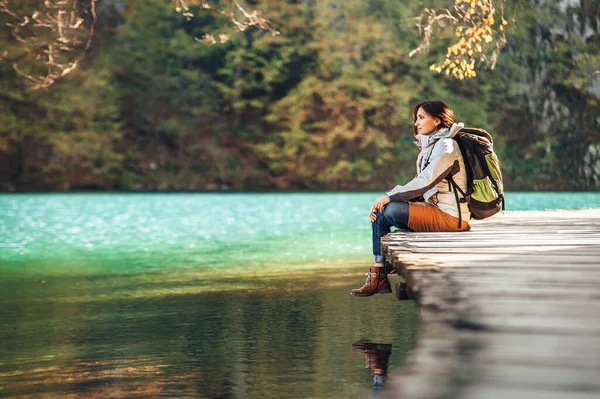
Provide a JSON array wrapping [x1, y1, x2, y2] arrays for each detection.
[[380, 209, 600, 399]]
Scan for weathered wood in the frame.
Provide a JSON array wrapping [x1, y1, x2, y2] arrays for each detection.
[[383, 209, 600, 399]]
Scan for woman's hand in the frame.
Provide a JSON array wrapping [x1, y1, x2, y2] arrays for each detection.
[[369, 195, 391, 222]]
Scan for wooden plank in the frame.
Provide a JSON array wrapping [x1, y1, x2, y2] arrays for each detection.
[[385, 254, 600, 266], [461, 386, 600, 399], [465, 315, 600, 335], [471, 364, 600, 389], [384, 210, 600, 399]]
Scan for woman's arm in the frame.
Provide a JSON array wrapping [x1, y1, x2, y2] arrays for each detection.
[[387, 138, 460, 202]]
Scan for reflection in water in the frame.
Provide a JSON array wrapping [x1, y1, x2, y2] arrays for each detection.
[[0, 272, 417, 398], [352, 341, 392, 396], [0, 194, 418, 397]]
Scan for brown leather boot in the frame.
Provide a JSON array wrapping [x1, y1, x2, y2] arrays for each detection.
[[351, 266, 392, 296]]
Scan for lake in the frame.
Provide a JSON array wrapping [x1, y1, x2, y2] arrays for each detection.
[[1, 192, 599, 398]]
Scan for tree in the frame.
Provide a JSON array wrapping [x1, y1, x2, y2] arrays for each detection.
[[1, 0, 598, 191], [0, 0, 99, 89], [488, 0, 600, 189], [252, 0, 411, 189], [0, 0, 277, 89]]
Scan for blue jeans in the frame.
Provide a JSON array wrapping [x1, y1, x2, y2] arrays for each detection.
[[372, 201, 410, 263]]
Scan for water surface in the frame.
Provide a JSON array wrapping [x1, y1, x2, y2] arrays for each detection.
[[1, 278, 417, 398], [1, 191, 598, 398]]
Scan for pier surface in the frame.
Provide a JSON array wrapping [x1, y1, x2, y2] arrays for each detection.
[[381, 209, 600, 399]]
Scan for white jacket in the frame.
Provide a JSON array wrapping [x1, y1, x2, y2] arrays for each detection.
[[386, 123, 471, 222]]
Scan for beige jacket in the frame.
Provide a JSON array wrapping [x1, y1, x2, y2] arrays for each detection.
[[387, 123, 471, 222]]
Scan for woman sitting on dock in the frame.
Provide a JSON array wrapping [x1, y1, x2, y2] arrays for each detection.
[[352, 99, 471, 297]]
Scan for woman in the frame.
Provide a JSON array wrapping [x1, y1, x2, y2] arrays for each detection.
[[351, 100, 471, 297]]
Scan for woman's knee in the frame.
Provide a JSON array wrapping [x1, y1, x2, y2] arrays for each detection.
[[381, 201, 410, 227], [374, 210, 386, 224]]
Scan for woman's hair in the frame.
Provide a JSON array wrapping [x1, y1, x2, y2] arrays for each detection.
[[412, 100, 455, 136]]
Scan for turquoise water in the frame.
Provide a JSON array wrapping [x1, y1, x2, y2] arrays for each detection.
[[1, 192, 599, 398], [0, 192, 374, 271], [2, 191, 599, 269]]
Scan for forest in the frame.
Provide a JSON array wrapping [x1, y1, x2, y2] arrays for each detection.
[[1, 0, 598, 191]]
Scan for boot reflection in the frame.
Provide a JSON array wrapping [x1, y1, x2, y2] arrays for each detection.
[[352, 340, 392, 393]]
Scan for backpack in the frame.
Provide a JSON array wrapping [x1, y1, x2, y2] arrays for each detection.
[[447, 127, 505, 225]]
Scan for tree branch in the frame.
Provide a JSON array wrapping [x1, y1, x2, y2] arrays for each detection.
[[1, 0, 278, 89], [410, 0, 509, 80], [0, 0, 98, 89]]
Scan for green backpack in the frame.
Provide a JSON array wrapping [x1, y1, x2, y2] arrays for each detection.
[[447, 127, 505, 225]]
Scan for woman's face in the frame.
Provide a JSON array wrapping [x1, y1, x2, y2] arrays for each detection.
[[414, 107, 440, 135]]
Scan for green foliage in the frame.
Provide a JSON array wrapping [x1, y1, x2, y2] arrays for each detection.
[[1, 0, 598, 191], [0, 53, 122, 189], [256, 1, 418, 189], [487, 0, 600, 189]]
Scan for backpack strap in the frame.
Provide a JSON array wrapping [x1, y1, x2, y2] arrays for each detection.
[[453, 135, 474, 195], [447, 175, 467, 198], [447, 175, 466, 229]]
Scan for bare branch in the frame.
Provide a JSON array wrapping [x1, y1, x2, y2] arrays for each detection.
[[1, 0, 278, 89], [409, 9, 458, 58], [174, 0, 279, 45], [0, 0, 98, 89]]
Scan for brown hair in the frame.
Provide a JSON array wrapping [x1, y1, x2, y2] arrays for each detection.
[[412, 100, 456, 136]]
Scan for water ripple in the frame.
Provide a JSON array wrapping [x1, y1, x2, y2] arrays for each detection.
[[1, 192, 598, 271]]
